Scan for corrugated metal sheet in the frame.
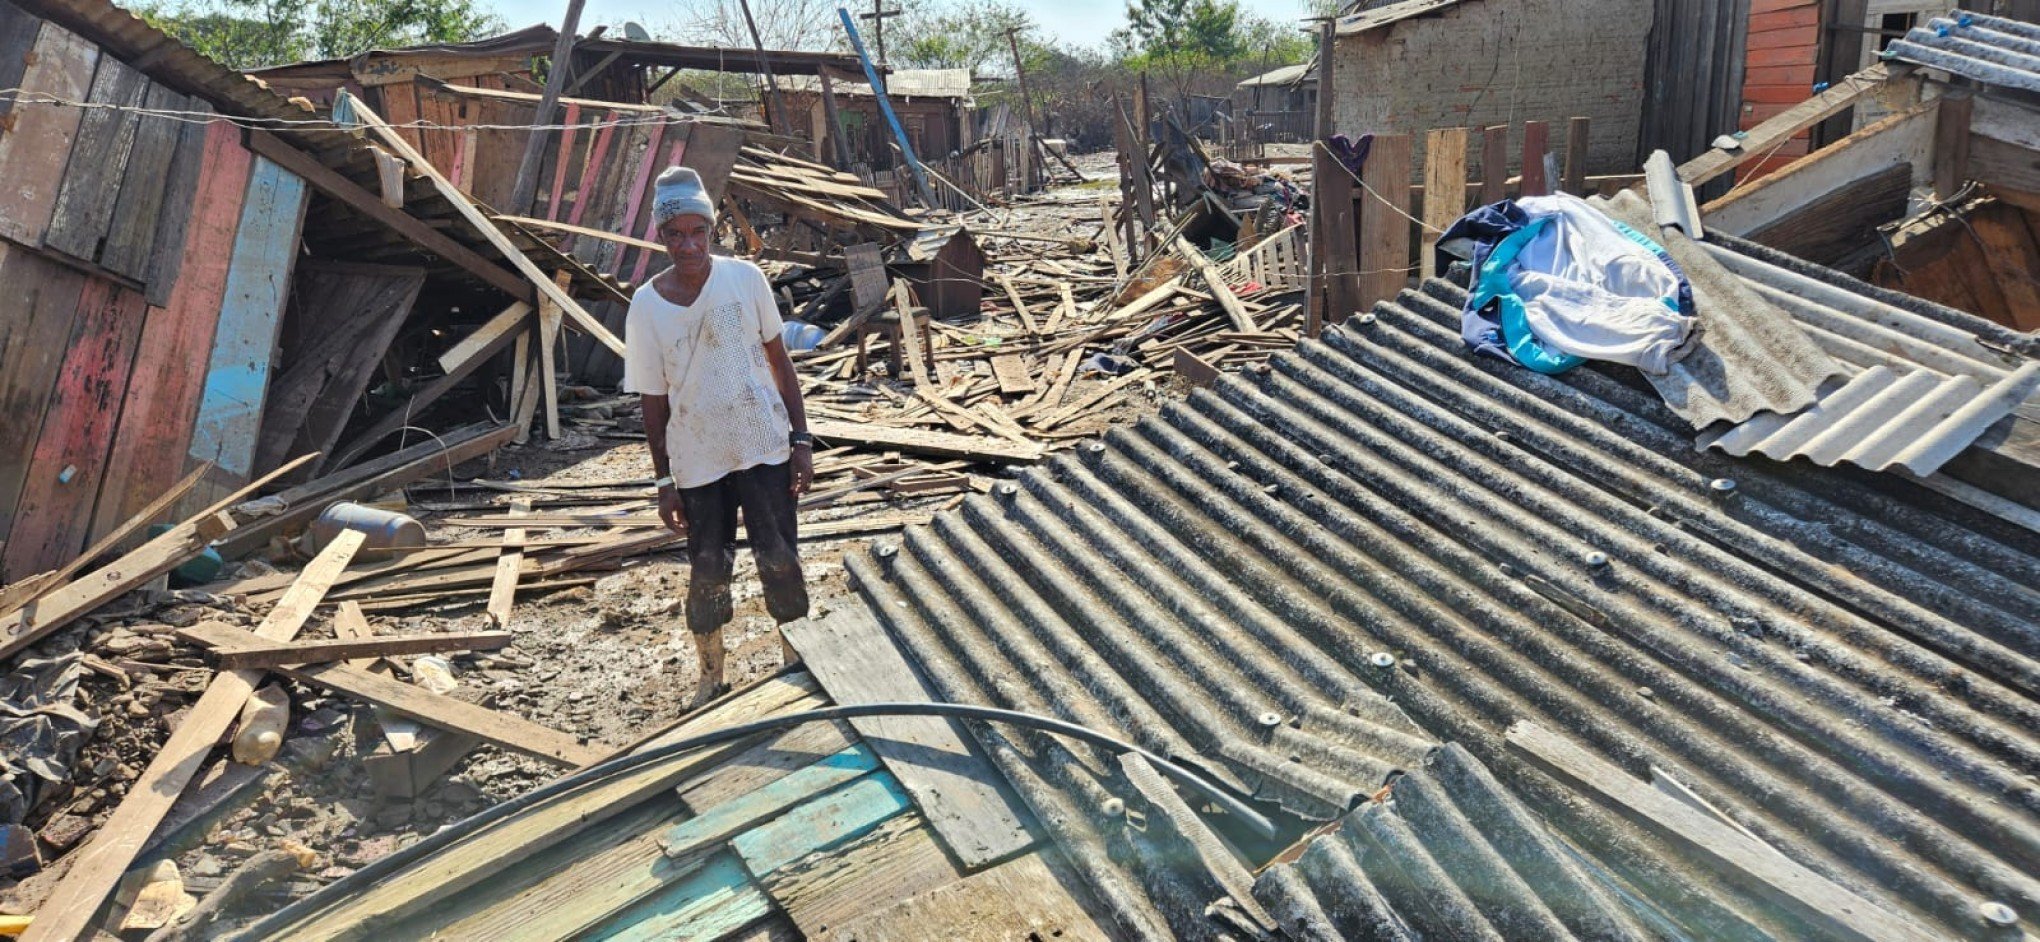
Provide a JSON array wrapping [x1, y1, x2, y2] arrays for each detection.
[[1237, 63, 1312, 88], [841, 267, 2040, 939], [1334, 0, 1473, 36], [1886, 11, 2040, 94], [1699, 362, 2040, 474], [777, 68, 973, 99], [1597, 191, 1846, 427]]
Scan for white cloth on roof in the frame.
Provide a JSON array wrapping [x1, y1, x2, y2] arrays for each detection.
[[623, 256, 791, 489]]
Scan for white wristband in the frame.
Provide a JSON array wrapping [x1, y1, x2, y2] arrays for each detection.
[[655, 476, 675, 489]]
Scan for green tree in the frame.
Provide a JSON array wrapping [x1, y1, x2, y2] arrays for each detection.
[[135, 0, 504, 70], [891, 0, 1032, 75]]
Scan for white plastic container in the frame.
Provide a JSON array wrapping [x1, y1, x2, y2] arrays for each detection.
[[232, 684, 290, 765]]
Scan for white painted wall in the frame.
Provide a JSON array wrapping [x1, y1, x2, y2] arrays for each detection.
[[1703, 102, 1937, 236]]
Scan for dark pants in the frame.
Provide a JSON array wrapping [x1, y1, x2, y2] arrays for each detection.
[[678, 461, 809, 637]]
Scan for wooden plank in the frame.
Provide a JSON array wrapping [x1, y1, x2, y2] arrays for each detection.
[[1679, 63, 1898, 186], [731, 773, 912, 875], [660, 747, 880, 858], [581, 853, 776, 942], [989, 354, 1037, 395], [676, 720, 856, 812], [0, 6, 42, 124], [245, 130, 533, 303], [1480, 124, 1510, 201], [1506, 721, 1940, 942], [45, 57, 148, 263], [3, 279, 149, 578], [254, 261, 427, 479], [1313, 143, 1359, 326], [92, 121, 252, 536], [337, 94, 627, 356], [99, 83, 191, 280], [1932, 92, 1972, 201], [1174, 348, 1219, 388], [1421, 127, 1469, 280], [995, 273, 1040, 335], [540, 272, 568, 438], [0, 462, 208, 623], [186, 155, 308, 502], [1356, 133, 1413, 316], [784, 611, 1036, 869], [0, 23, 97, 246], [1174, 235, 1256, 332], [761, 814, 963, 938], [893, 303, 934, 388], [822, 850, 1109, 942], [1562, 116, 1590, 195], [181, 630, 602, 765], [140, 101, 212, 306], [487, 499, 529, 628], [0, 249, 89, 556], [1519, 120, 1549, 197], [808, 418, 1042, 463], [177, 622, 514, 669], [218, 422, 517, 559], [17, 531, 365, 942], [1, 454, 313, 660]]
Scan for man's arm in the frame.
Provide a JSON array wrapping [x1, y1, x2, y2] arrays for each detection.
[[641, 394, 685, 532], [762, 337, 813, 494]]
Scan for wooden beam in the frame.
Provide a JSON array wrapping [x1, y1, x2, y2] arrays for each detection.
[[1932, 91, 1972, 200], [1, 455, 315, 660], [1563, 116, 1590, 195], [809, 418, 1043, 463], [245, 130, 532, 303], [1421, 127, 1469, 280], [487, 499, 528, 628], [1506, 721, 1941, 942], [179, 621, 601, 765], [1481, 124, 1510, 200], [1678, 63, 1902, 187], [1520, 120, 1549, 197], [1174, 235, 1256, 332], [336, 92, 625, 357], [0, 461, 208, 623], [1356, 133, 1413, 315], [436, 301, 534, 374], [178, 623, 514, 669], [19, 533, 365, 942]]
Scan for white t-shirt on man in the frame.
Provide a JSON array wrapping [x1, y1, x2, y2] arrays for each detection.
[[622, 256, 791, 489]]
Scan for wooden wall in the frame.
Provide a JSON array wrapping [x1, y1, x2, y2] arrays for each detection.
[[1738, 0, 1824, 180], [0, 2, 310, 581], [1873, 199, 2040, 332]]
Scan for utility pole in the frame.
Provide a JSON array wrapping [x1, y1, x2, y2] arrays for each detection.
[[860, 0, 902, 69], [507, 0, 587, 216], [737, 0, 791, 136], [839, 6, 937, 208]]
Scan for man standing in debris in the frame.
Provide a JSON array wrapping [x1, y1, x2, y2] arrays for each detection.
[[624, 166, 814, 708]]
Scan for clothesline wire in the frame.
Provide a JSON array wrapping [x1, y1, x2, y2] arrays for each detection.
[[1311, 139, 1447, 235], [0, 89, 703, 133]]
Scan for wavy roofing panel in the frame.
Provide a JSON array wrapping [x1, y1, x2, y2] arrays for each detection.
[[842, 272, 2040, 939], [1886, 11, 2040, 94]]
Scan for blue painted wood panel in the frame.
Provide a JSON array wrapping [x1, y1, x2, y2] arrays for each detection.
[[187, 155, 306, 480], [659, 745, 879, 857], [730, 771, 911, 875], [580, 852, 774, 942]]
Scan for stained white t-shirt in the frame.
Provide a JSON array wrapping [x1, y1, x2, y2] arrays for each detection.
[[622, 257, 791, 489]]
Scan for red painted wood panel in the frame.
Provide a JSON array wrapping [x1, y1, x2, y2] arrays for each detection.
[[1746, 42, 1820, 70], [88, 120, 252, 538], [1743, 84, 1825, 105], [1745, 63, 1818, 87], [1749, 5, 1820, 33], [548, 102, 582, 221], [614, 121, 668, 276], [0, 246, 88, 556], [3, 277, 147, 578], [631, 136, 689, 285], [1749, 0, 1817, 14], [567, 110, 619, 232]]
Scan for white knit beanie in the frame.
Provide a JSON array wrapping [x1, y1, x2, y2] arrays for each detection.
[[652, 166, 716, 226]]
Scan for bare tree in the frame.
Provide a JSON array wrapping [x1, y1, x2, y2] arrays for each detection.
[[651, 0, 845, 51]]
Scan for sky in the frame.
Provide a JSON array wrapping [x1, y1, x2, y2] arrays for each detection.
[[483, 0, 1319, 54]]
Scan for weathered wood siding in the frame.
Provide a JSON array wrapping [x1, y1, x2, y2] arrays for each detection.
[[1331, 0, 1651, 180], [0, 21, 97, 246], [186, 155, 309, 507]]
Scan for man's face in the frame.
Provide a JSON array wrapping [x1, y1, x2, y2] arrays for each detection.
[[659, 214, 713, 276]]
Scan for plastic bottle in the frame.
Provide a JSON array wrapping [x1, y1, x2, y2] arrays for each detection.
[[412, 655, 458, 695], [232, 684, 290, 765]]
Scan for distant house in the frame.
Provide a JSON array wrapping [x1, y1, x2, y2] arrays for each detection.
[[1233, 63, 1315, 141], [776, 68, 975, 169]]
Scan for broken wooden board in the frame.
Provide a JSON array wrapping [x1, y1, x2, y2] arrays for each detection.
[[819, 850, 1109, 942], [177, 623, 514, 669], [783, 609, 1036, 870], [808, 419, 1042, 463], [18, 531, 364, 942], [758, 813, 963, 939], [989, 355, 1038, 395]]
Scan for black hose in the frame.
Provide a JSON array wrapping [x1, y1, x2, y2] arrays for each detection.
[[240, 702, 1275, 937]]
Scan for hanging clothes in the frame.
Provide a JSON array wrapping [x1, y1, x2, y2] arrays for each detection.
[[1436, 193, 1697, 375]]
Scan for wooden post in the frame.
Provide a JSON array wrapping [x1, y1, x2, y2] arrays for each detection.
[[817, 66, 854, 169], [1306, 20, 1337, 338], [1562, 116, 1590, 194], [1480, 124, 1509, 203], [1932, 91, 1972, 201], [1421, 127, 1468, 280], [1520, 120, 1549, 196], [1356, 133, 1412, 315], [737, 0, 792, 137], [507, 0, 587, 216]]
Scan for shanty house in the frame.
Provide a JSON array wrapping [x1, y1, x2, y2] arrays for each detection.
[[776, 68, 975, 169], [1234, 62, 1315, 142]]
